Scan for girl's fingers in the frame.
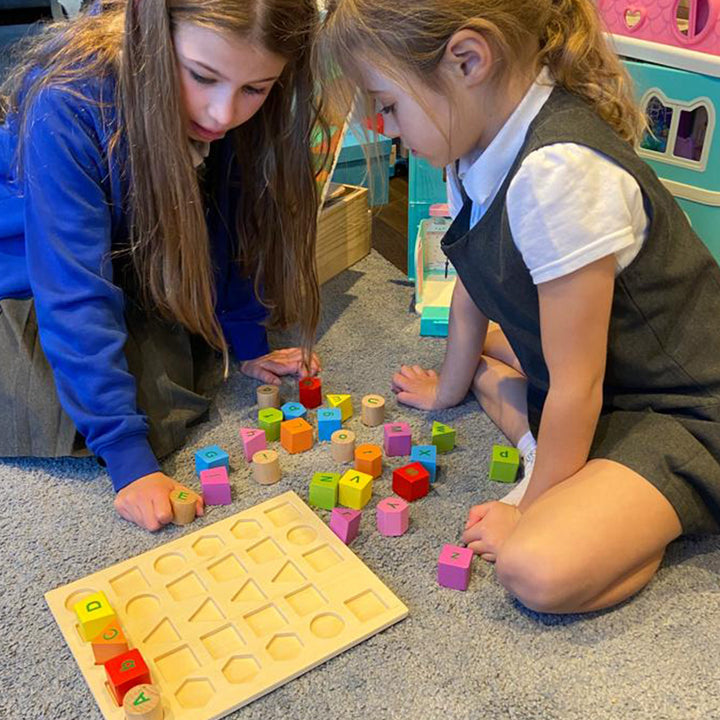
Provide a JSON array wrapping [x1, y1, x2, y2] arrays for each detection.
[[138, 499, 161, 532], [465, 503, 491, 529], [152, 492, 174, 527], [395, 391, 422, 409]]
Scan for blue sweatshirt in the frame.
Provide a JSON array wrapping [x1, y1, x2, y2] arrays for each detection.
[[0, 73, 270, 491]]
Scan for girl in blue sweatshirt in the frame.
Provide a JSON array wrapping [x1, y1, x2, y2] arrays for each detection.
[[0, 0, 324, 531]]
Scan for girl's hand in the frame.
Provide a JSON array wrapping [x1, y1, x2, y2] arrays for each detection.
[[114, 472, 204, 532], [460, 501, 521, 562], [240, 348, 321, 386], [391, 365, 447, 410]]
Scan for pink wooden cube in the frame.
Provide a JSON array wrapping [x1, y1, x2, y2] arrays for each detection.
[[376, 497, 409, 536], [384, 422, 412, 456], [329, 507, 361, 545], [240, 428, 267, 462], [200, 467, 231, 505], [437, 544, 473, 590]]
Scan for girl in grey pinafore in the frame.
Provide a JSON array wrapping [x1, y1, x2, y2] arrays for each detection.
[[442, 87, 720, 536]]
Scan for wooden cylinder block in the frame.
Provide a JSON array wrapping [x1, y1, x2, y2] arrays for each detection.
[[331, 429, 356, 463], [170, 488, 197, 526], [252, 449, 281, 485], [123, 684, 163, 719], [257, 384, 280, 409], [361, 394, 386, 426]]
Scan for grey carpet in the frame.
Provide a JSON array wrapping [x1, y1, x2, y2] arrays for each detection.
[[2, 250, 719, 720]]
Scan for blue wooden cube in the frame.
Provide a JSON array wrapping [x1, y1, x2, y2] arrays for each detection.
[[195, 444, 229, 475], [317, 407, 342, 442], [411, 444, 437, 483], [281, 401, 307, 420]]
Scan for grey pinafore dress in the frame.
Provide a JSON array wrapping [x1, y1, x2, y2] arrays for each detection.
[[442, 87, 720, 535]]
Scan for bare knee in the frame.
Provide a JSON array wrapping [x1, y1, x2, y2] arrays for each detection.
[[495, 544, 584, 614]]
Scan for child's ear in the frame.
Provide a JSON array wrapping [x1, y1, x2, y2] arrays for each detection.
[[443, 29, 493, 87]]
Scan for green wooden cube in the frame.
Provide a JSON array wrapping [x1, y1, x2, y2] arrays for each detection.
[[489, 445, 520, 483], [309, 472, 340, 510], [258, 407, 283, 442], [431, 421, 456, 453]]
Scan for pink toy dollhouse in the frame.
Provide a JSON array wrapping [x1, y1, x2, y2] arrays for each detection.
[[599, 0, 720, 56]]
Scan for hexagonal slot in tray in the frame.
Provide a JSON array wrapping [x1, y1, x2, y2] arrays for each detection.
[[230, 518, 262, 540], [222, 654, 261, 684], [200, 623, 245, 659], [175, 677, 215, 709], [192, 535, 225, 558], [266, 632, 303, 661]]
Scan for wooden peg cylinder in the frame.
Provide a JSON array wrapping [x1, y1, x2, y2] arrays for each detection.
[[123, 684, 163, 719], [252, 449, 281, 485], [361, 394, 386, 426], [257, 384, 280, 409], [331, 429, 356, 463], [170, 488, 197, 526]]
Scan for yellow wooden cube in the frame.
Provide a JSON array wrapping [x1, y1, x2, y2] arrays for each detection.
[[326, 394, 353, 422], [73, 591, 116, 642], [338, 469, 373, 509]]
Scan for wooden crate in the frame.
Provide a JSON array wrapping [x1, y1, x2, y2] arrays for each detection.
[[316, 184, 371, 284]]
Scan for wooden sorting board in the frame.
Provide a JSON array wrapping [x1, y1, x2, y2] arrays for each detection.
[[45, 491, 408, 719]]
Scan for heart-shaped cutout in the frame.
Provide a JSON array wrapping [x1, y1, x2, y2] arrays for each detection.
[[624, 7, 645, 30]]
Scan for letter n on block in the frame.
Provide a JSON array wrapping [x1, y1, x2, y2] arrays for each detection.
[[384, 422, 412, 456], [437, 544, 473, 591]]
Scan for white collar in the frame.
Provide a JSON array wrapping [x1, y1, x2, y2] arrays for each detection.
[[457, 66, 554, 209]]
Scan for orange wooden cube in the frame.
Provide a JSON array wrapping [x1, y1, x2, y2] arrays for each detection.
[[90, 619, 128, 665], [280, 417, 314, 454], [355, 443, 383, 479]]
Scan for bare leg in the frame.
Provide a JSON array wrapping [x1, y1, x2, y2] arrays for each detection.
[[473, 323, 530, 445], [495, 459, 683, 613]]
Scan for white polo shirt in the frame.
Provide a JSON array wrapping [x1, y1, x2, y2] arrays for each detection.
[[446, 67, 649, 285]]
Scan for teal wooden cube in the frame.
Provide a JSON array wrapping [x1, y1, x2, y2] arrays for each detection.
[[317, 407, 342, 441], [431, 421, 456, 453], [309, 472, 340, 510], [195, 445, 229, 475], [282, 401, 307, 420], [258, 407, 283, 442], [489, 445, 519, 483], [411, 444, 437, 483]]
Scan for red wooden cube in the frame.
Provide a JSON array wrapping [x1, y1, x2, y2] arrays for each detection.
[[298, 377, 322, 409], [392, 462, 430, 502], [104, 648, 151, 706]]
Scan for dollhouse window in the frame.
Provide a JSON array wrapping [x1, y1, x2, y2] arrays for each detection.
[[674, 106, 709, 161], [639, 91, 714, 171], [675, 0, 711, 40], [641, 96, 674, 154]]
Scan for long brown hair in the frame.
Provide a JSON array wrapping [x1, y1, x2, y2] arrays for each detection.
[[318, 0, 645, 144], [1, 0, 324, 365]]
